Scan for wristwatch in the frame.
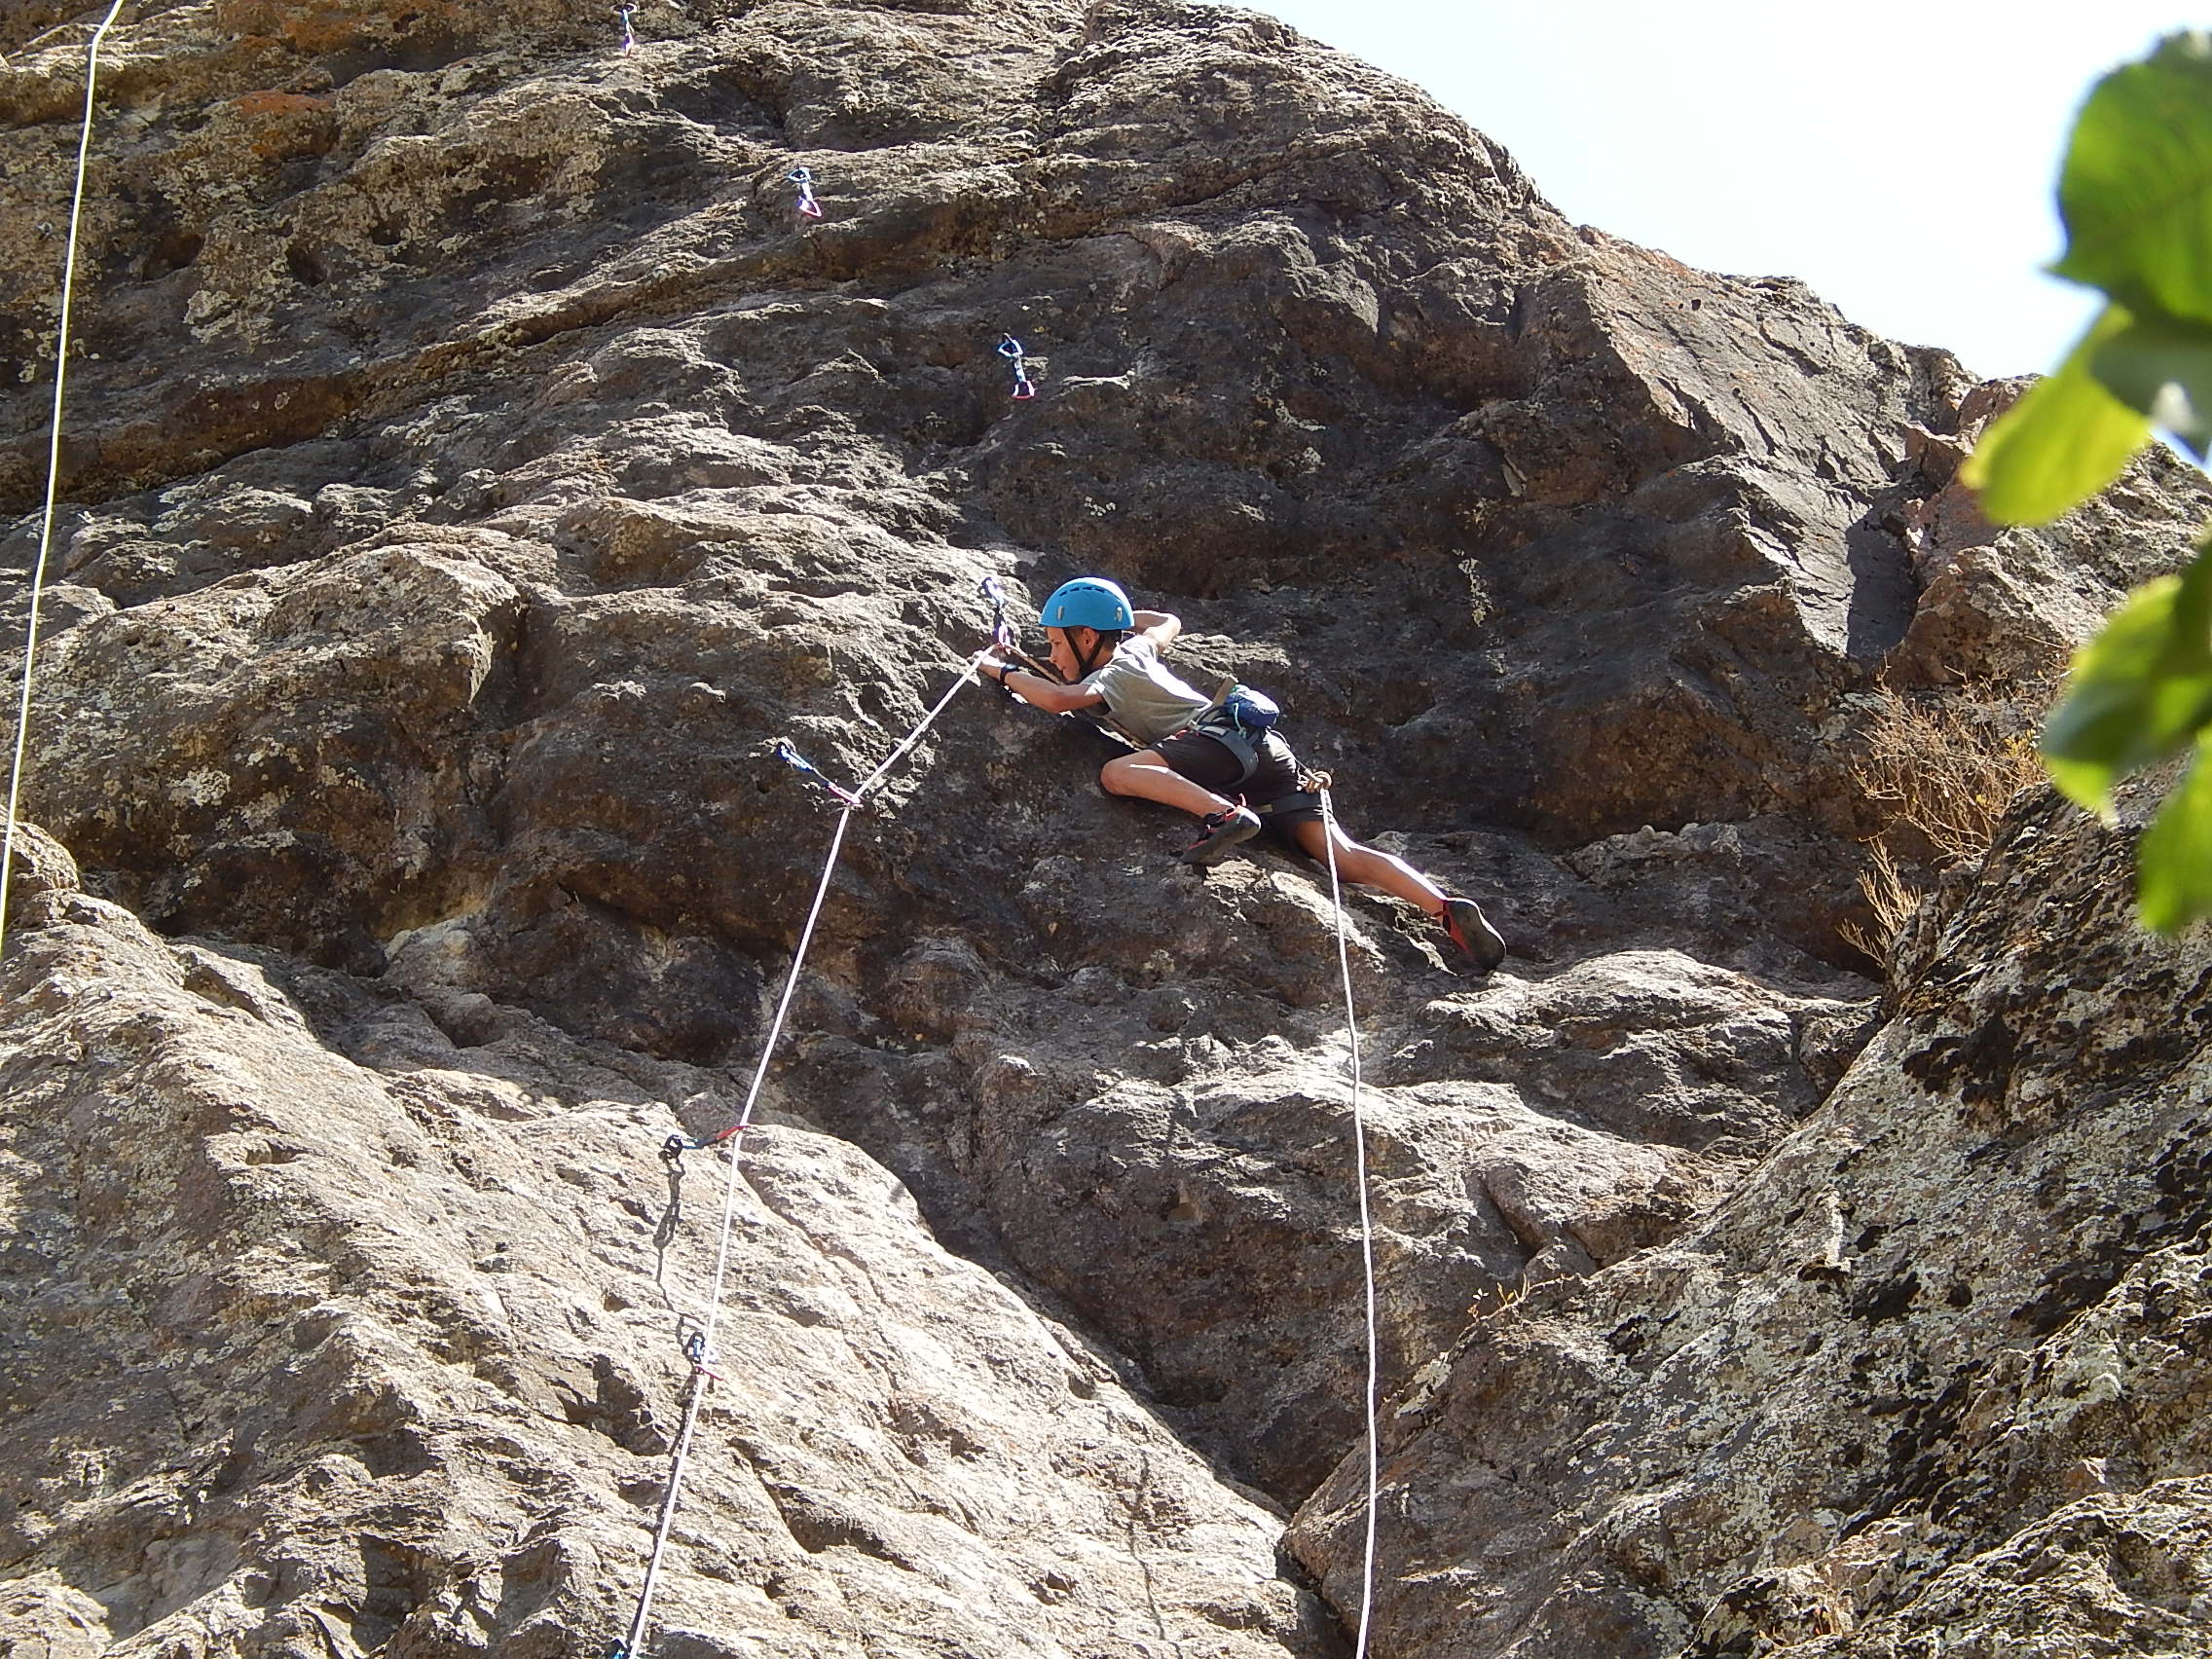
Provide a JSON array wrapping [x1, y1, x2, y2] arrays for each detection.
[[998, 665, 1018, 687]]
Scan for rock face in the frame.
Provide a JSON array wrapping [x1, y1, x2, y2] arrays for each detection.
[[3, 1, 2209, 1657], [1, 871, 1331, 1659], [1288, 786, 2212, 1657]]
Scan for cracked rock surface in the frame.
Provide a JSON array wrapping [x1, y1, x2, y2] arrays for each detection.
[[4, 0, 2210, 1656]]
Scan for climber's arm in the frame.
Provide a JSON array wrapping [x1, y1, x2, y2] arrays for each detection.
[[1132, 609, 1181, 649], [986, 661, 1106, 715]]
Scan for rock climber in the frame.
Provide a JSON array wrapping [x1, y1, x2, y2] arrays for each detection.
[[980, 576, 1508, 972]]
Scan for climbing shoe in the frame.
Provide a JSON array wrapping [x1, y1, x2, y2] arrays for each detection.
[[1441, 897, 1507, 973], [1179, 804, 1262, 866]]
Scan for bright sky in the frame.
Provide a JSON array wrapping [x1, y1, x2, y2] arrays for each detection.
[[1241, 1, 2193, 380]]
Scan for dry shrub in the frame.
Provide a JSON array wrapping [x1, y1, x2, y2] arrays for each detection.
[[1847, 840, 1919, 962], [1843, 689, 2046, 965]]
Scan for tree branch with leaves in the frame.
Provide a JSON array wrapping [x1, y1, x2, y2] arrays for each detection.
[[1964, 30, 2212, 930]]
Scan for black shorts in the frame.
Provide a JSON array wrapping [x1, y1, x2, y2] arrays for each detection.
[[1150, 728, 1324, 837]]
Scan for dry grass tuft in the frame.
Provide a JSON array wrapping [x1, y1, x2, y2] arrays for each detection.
[[1843, 689, 2046, 966], [1845, 840, 1920, 964]]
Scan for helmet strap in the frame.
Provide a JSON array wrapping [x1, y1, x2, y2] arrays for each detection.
[[1072, 627, 1104, 679]]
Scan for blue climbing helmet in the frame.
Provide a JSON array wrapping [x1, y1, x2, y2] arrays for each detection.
[[1039, 577, 1135, 633]]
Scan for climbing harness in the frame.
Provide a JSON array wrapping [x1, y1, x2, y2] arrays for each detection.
[[1185, 681, 1283, 789], [1250, 766, 1327, 829], [787, 166, 823, 220], [1315, 786, 1382, 1659], [998, 334, 1037, 400], [772, 737, 870, 814], [613, 645, 987, 1659], [0, 0, 128, 961], [615, 4, 637, 54]]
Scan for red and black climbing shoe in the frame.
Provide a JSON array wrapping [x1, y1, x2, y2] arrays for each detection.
[[1441, 897, 1507, 973], [1179, 804, 1263, 866]]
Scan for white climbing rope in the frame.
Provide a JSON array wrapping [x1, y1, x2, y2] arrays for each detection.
[[856, 650, 987, 794], [0, 0, 128, 957], [1316, 788, 1382, 1659], [618, 651, 987, 1659]]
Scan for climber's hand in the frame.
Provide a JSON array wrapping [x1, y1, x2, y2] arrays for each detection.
[[978, 656, 1021, 700]]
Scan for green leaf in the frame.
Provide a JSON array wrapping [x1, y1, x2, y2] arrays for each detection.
[[2138, 734, 2212, 932], [2042, 542, 2212, 819], [2088, 314, 2212, 458], [2051, 31, 2212, 329], [1963, 306, 2151, 524]]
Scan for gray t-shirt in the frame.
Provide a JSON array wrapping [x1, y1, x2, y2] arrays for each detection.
[[1081, 636, 1214, 746]]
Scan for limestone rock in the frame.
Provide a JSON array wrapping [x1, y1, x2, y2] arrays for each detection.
[[1, 0, 2207, 1655], [1288, 788, 2212, 1655], [0, 897, 1331, 1659], [2, 817, 79, 924]]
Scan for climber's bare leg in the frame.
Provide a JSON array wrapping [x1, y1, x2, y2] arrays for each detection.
[[1100, 750, 1235, 819], [1288, 818, 1446, 915]]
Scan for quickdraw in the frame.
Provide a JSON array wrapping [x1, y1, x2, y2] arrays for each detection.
[[682, 1328, 722, 1382], [615, 4, 637, 54], [787, 166, 824, 220], [977, 575, 1022, 700], [772, 738, 869, 814], [974, 574, 1063, 684], [663, 1124, 739, 1153], [998, 334, 1036, 400], [977, 574, 1017, 654]]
